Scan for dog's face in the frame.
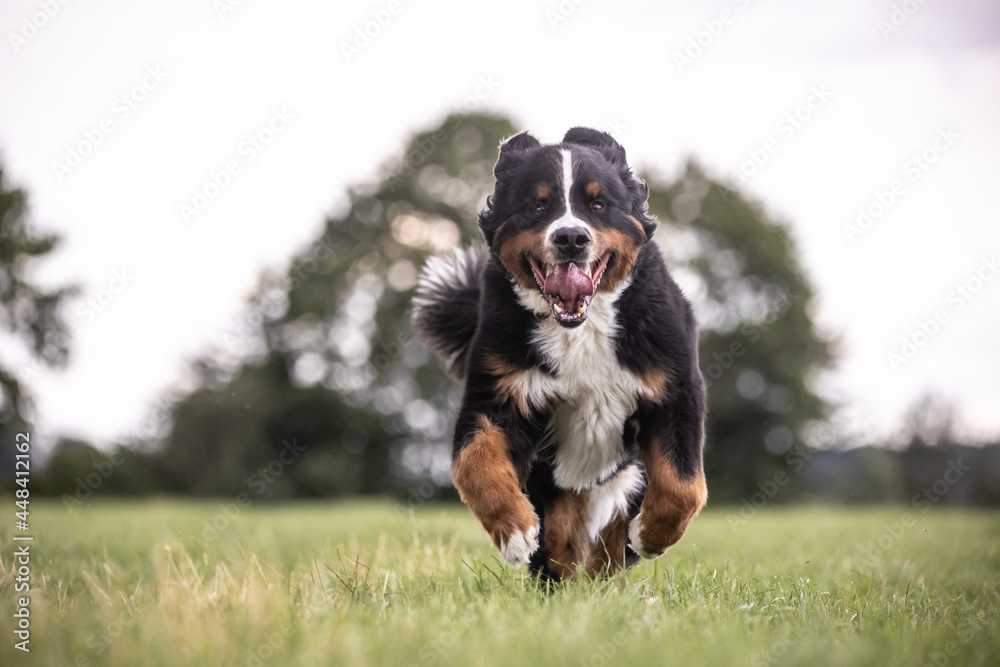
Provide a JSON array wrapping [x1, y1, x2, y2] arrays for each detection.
[[479, 128, 657, 327]]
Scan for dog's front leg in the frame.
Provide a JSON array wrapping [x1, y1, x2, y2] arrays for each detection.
[[451, 411, 540, 566], [628, 382, 708, 559]]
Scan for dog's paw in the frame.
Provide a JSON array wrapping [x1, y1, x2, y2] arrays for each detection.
[[628, 512, 664, 560], [499, 524, 539, 567]]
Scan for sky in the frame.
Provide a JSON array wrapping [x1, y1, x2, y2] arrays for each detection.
[[1, 0, 999, 451]]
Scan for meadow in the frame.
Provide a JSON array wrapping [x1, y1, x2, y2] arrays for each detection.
[[1, 500, 998, 666]]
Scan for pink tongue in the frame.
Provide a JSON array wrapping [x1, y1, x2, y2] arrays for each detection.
[[543, 262, 595, 303]]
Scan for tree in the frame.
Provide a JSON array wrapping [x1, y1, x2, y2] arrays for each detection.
[[147, 116, 833, 502], [0, 164, 75, 487], [646, 163, 833, 501], [153, 114, 519, 498]]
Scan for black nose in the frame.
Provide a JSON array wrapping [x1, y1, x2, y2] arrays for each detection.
[[552, 227, 591, 255]]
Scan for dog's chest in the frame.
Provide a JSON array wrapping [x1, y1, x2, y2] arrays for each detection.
[[527, 300, 649, 491]]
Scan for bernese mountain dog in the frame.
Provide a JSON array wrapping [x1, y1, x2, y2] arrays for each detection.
[[412, 127, 707, 581]]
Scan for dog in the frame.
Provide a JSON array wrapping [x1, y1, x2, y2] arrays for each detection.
[[411, 128, 707, 580]]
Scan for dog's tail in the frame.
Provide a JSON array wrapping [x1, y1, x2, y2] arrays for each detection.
[[411, 244, 488, 381]]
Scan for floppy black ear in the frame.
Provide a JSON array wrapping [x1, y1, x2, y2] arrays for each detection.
[[494, 131, 541, 181], [562, 127, 627, 165], [632, 179, 657, 241], [480, 132, 541, 246]]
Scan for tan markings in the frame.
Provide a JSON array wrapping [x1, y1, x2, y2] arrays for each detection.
[[586, 181, 600, 198], [482, 353, 552, 417], [591, 227, 642, 293], [483, 353, 528, 416], [536, 184, 550, 200], [626, 215, 646, 236], [636, 368, 673, 403], [584, 513, 630, 578], [543, 490, 591, 580], [635, 441, 707, 556], [495, 224, 546, 291], [452, 416, 538, 551]]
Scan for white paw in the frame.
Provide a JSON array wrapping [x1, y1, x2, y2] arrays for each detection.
[[499, 524, 539, 567], [628, 513, 662, 560]]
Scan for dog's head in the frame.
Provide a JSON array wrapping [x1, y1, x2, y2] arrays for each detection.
[[478, 127, 657, 327]]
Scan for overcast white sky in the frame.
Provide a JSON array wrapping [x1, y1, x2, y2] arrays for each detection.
[[1, 0, 999, 450]]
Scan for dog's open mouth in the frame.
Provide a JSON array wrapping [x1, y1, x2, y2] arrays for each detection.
[[527, 253, 611, 327]]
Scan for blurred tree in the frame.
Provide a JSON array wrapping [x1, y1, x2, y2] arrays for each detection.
[[152, 114, 519, 498], [647, 164, 834, 501], [0, 165, 75, 488], [142, 115, 834, 502]]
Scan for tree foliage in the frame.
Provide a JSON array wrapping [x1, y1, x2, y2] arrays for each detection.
[[142, 114, 834, 501], [647, 164, 833, 500], [0, 165, 75, 486]]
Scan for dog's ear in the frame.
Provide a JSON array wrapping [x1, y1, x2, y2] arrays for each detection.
[[632, 179, 657, 241], [480, 132, 540, 246], [562, 127, 627, 166], [494, 131, 541, 181]]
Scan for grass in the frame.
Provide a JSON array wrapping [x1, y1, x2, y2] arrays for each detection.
[[1, 500, 998, 666]]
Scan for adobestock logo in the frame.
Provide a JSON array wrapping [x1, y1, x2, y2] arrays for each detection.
[[7, 0, 72, 53], [877, 0, 933, 40], [340, 0, 408, 63], [672, 0, 754, 74], [179, 107, 294, 224], [51, 66, 168, 181], [887, 254, 998, 371], [730, 85, 833, 188], [844, 126, 959, 243]]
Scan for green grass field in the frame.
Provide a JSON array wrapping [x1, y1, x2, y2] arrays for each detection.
[[1, 500, 998, 666]]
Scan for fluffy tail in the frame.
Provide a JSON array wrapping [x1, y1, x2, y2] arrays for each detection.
[[411, 245, 487, 381]]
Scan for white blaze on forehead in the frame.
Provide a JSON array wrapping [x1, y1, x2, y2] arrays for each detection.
[[561, 148, 574, 213], [544, 149, 592, 246]]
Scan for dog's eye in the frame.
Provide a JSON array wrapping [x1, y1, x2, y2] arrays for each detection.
[[533, 201, 547, 214], [591, 200, 605, 212]]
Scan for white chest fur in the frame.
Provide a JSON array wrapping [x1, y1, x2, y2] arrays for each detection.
[[513, 283, 653, 491]]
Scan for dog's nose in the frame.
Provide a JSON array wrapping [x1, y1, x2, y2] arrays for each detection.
[[552, 227, 591, 255]]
